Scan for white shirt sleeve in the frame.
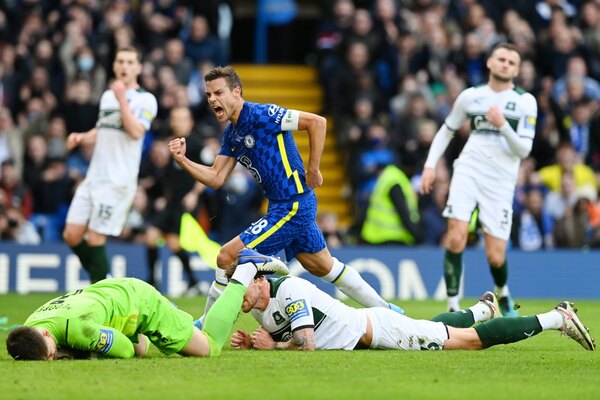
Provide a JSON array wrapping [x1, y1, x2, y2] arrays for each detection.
[[444, 88, 471, 130], [423, 88, 470, 168], [136, 93, 158, 131], [278, 280, 314, 332], [499, 92, 537, 159]]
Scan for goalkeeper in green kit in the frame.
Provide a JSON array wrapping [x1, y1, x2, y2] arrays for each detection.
[[6, 249, 288, 360]]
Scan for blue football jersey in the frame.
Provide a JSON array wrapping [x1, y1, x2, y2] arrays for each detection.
[[219, 102, 311, 201]]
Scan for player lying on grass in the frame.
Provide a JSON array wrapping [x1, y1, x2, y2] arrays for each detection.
[[6, 248, 288, 360], [230, 274, 595, 352]]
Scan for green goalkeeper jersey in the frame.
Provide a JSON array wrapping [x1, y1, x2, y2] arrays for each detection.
[[24, 278, 194, 358]]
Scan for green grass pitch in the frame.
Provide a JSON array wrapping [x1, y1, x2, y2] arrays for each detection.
[[1, 294, 599, 400]]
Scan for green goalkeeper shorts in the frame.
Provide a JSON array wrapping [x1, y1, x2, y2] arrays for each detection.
[[130, 279, 194, 355]]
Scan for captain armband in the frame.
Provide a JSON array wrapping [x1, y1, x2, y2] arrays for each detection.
[[281, 109, 300, 131]]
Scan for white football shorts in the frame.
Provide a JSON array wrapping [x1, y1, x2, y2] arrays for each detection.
[[66, 179, 136, 236], [442, 170, 515, 241], [366, 308, 448, 350]]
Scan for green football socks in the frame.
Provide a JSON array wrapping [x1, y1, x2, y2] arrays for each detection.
[[203, 282, 246, 357], [71, 241, 109, 283], [444, 250, 462, 297], [431, 309, 475, 328], [87, 245, 109, 283], [474, 316, 542, 348], [490, 260, 508, 288]]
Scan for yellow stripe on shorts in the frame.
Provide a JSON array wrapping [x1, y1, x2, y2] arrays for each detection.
[[248, 201, 299, 248]]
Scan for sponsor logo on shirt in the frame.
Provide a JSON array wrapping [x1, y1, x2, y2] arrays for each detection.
[[274, 107, 285, 125], [473, 115, 499, 132], [95, 329, 114, 354], [524, 116, 536, 129], [268, 104, 280, 116], [97, 110, 123, 130], [285, 299, 309, 322]]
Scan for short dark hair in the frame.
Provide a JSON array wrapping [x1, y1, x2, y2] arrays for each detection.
[[115, 46, 143, 63], [489, 43, 522, 61], [6, 326, 49, 360], [204, 66, 243, 96]]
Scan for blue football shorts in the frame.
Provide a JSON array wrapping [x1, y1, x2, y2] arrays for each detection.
[[239, 191, 326, 260]]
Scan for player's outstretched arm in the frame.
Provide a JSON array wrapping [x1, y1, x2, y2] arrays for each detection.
[[168, 137, 237, 189], [298, 111, 326, 188], [252, 327, 316, 351], [66, 128, 98, 150]]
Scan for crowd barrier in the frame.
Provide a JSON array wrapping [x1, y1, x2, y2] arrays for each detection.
[[0, 243, 598, 299]]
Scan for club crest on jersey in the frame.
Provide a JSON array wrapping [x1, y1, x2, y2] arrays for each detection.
[[244, 135, 255, 148], [95, 329, 114, 354], [505, 101, 516, 111], [272, 311, 286, 325]]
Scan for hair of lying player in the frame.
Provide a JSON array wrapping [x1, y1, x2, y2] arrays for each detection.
[[6, 326, 49, 361]]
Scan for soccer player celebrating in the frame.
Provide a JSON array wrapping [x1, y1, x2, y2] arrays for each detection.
[[62, 47, 158, 283], [168, 66, 404, 327], [419, 43, 538, 315], [6, 248, 288, 360], [231, 273, 595, 352]]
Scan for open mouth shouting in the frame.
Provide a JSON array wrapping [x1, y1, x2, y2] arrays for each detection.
[[213, 105, 225, 119]]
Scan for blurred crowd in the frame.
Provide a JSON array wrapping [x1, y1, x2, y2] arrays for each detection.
[[316, 0, 600, 249], [1, 0, 600, 251]]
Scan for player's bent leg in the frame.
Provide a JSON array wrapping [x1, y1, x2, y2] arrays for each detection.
[[216, 237, 246, 269], [63, 223, 87, 246], [180, 327, 211, 357], [198, 251, 270, 357], [473, 316, 542, 349], [86, 230, 110, 283], [196, 237, 244, 326], [444, 327, 483, 350], [134, 334, 150, 357], [431, 309, 475, 328], [484, 234, 518, 317], [300, 250, 403, 312], [195, 270, 228, 329]]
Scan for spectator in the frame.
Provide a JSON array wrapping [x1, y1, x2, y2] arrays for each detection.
[[418, 162, 450, 246], [537, 141, 598, 191], [156, 38, 194, 86], [551, 56, 600, 104], [553, 184, 600, 247], [544, 170, 578, 222], [361, 163, 423, 245], [211, 165, 263, 245], [0, 159, 33, 218], [29, 157, 74, 242], [120, 185, 149, 244], [511, 185, 554, 251], [45, 114, 68, 159], [354, 122, 397, 209], [63, 79, 99, 134], [183, 15, 225, 66], [0, 205, 41, 245], [317, 211, 348, 249], [0, 106, 24, 175]]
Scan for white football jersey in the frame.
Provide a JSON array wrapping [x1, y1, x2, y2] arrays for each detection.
[[251, 276, 367, 350], [86, 88, 157, 186], [446, 84, 537, 183]]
